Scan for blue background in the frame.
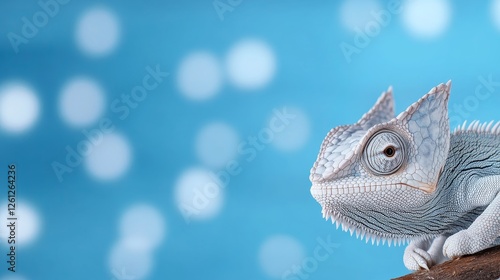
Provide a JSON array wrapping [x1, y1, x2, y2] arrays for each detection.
[[1, 0, 500, 279]]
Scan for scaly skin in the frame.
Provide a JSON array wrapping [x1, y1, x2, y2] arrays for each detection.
[[309, 82, 500, 270]]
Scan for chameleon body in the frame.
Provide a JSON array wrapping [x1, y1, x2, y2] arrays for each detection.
[[309, 82, 500, 270]]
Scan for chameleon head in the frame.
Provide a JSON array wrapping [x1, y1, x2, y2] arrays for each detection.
[[310, 82, 451, 229]]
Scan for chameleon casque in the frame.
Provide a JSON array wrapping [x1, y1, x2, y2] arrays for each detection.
[[309, 82, 500, 270]]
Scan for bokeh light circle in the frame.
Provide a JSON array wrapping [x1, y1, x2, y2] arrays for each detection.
[[492, 0, 500, 30], [0, 201, 41, 246], [177, 51, 223, 101], [258, 235, 306, 278], [226, 39, 276, 90], [84, 133, 132, 181], [76, 7, 121, 56], [401, 0, 451, 39], [0, 82, 40, 134], [119, 204, 166, 251], [59, 77, 105, 127], [174, 167, 224, 221], [109, 240, 153, 280], [340, 0, 383, 32]]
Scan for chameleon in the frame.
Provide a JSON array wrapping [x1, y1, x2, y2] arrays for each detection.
[[309, 81, 500, 270]]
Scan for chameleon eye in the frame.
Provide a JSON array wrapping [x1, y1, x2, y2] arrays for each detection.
[[362, 130, 407, 175]]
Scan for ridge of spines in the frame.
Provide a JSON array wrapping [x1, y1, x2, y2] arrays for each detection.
[[452, 120, 500, 135]]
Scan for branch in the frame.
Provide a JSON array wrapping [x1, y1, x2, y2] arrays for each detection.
[[393, 245, 500, 280]]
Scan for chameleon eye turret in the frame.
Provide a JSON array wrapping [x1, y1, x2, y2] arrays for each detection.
[[362, 130, 407, 176]]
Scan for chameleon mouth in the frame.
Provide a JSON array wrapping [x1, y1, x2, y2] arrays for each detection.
[[401, 181, 436, 194], [321, 208, 411, 246], [310, 182, 414, 199]]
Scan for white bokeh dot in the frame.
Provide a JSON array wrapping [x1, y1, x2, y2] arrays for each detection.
[[59, 77, 105, 127], [259, 235, 306, 278], [226, 39, 276, 90], [84, 133, 132, 181], [196, 122, 239, 169], [492, 0, 500, 30], [0, 201, 41, 246], [402, 0, 451, 39], [174, 167, 224, 221], [120, 204, 166, 251], [109, 240, 153, 280], [177, 52, 223, 101], [340, 0, 383, 31], [76, 6, 121, 56], [270, 107, 311, 151], [0, 82, 40, 134]]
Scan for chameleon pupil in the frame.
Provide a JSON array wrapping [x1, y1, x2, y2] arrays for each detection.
[[384, 146, 395, 157]]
